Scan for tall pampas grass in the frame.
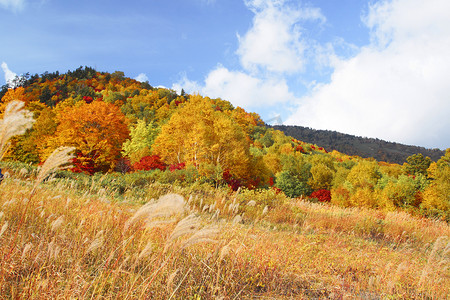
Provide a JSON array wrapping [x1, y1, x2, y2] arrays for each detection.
[[31, 146, 75, 196], [3, 146, 75, 263], [124, 193, 186, 231], [0, 100, 35, 160]]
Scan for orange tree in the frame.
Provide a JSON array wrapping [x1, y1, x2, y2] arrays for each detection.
[[49, 100, 129, 172]]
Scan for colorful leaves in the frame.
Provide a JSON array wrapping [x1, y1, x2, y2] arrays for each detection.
[[49, 100, 129, 172], [310, 189, 331, 202], [133, 155, 167, 171]]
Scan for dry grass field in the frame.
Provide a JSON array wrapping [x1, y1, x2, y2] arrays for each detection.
[[0, 171, 448, 299]]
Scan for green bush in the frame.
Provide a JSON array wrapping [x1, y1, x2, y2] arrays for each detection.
[[275, 171, 311, 198]]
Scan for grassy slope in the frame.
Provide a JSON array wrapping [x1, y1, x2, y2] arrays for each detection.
[[0, 173, 449, 299]]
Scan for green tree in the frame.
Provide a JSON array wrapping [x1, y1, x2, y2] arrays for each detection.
[[381, 175, 419, 209], [122, 120, 159, 164], [405, 153, 431, 176], [275, 170, 311, 198]]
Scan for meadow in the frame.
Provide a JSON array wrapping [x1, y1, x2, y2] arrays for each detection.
[[0, 163, 448, 299]]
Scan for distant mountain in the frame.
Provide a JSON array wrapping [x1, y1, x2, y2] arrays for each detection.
[[272, 125, 445, 164]]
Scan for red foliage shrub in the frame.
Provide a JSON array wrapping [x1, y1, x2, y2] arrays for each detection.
[[223, 169, 241, 191], [115, 158, 132, 173], [244, 178, 261, 190], [133, 155, 167, 171], [169, 162, 186, 172], [310, 189, 331, 202], [83, 96, 93, 104]]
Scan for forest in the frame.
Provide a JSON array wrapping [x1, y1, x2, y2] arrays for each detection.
[[1, 66, 448, 221], [0, 66, 449, 298], [273, 125, 445, 164]]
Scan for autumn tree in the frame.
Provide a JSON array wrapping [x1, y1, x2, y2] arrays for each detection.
[[49, 100, 129, 172], [308, 163, 334, 190], [26, 107, 58, 161], [152, 95, 255, 184], [404, 153, 432, 176], [421, 149, 450, 220], [346, 160, 381, 190], [0, 87, 26, 114]]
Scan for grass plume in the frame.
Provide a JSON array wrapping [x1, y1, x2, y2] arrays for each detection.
[[31, 146, 75, 195], [0, 100, 35, 160], [124, 193, 186, 231]]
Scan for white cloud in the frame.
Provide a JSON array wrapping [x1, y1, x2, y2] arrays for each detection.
[[173, 0, 450, 149], [174, 0, 323, 111], [173, 66, 296, 109], [237, 0, 325, 73], [1, 62, 18, 87], [172, 74, 203, 95], [134, 73, 149, 82], [0, 0, 25, 11], [286, 0, 450, 149], [202, 65, 296, 108]]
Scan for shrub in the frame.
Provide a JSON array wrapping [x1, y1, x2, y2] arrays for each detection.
[[310, 189, 331, 202], [169, 162, 186, 172], [223, 169, 242, 191], [133, 155, 167, 171], [71, 151, 97, 175]]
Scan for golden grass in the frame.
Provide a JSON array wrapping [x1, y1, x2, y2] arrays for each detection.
[[0, 174, 449, 299]]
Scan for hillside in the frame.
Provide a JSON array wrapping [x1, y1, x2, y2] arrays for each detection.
[[273, 125, 445, 164], [1, 66, 449, 223]]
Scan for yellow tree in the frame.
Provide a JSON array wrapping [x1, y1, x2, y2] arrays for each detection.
[[346, 160, 381, 190], [1, 88, 26, 116], [422, 150, 450, 219], [49, 100, 129, 172], [308, 163, 334, 190], [152, 95, 253, 182]]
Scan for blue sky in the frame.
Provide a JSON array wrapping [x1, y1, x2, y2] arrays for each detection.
[[1, 0, 449, 150]]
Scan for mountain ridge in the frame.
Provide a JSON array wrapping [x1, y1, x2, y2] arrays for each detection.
[[272, 125, 445, 164]]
